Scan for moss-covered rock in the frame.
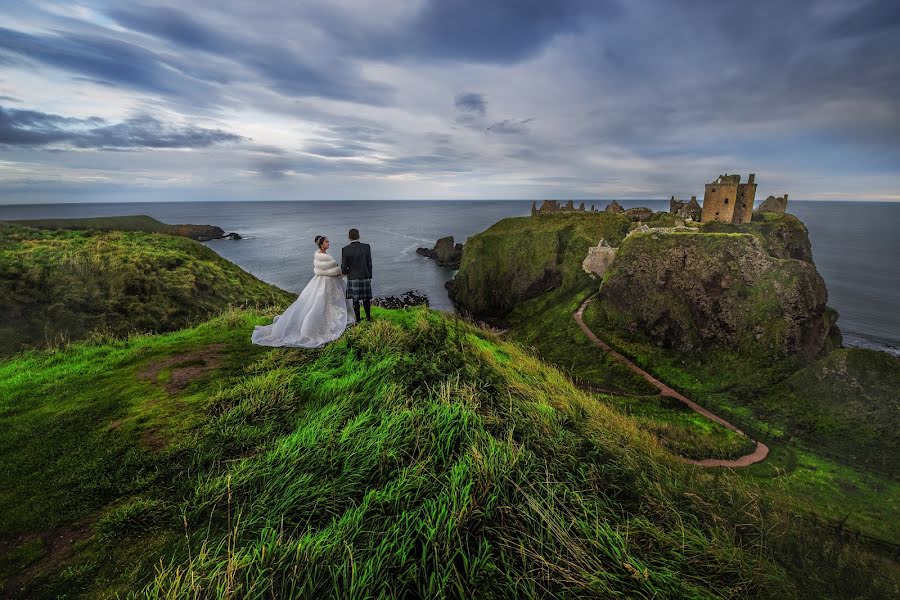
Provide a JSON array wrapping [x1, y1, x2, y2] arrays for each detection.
[[0, 224, 292, 356], [448, 212, 630, 317], [702, 212, 814, 263], [595, 230, 839, 360]]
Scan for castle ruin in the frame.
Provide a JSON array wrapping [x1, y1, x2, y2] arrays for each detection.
[[669, 195, 702, 221], [757, 194, 788, 214], [530, 200, 600, 216], [700, 173, 757, 224]]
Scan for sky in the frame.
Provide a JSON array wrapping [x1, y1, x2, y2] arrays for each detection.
[[0, 0, 899, 204]]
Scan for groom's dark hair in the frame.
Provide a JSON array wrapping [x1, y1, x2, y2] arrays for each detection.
[[348, 228, 360, 240]]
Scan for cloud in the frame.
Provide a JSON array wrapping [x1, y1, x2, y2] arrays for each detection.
[[104, 4, 393, 105], [0, 0, 898, 202], [486, 118, 535, 134], [827, 0, 900, 38], [314, 0, 622, 64], [0, 106, 246, 149], [304, 143, 374, 158], [0, 27, 199, 99], [454, 93, 487, 115]]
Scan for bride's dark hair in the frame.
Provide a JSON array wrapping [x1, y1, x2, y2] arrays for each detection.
[[314, 235, 326, 248]]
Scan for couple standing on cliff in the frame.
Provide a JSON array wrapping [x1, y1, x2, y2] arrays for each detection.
[[251, 228, 373, 348]]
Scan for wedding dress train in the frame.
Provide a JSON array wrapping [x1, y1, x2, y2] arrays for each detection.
[[251, 251, 355, 348]]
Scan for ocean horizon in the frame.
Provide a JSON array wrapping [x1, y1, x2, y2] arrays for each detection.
[[1, 199, 897, 356]]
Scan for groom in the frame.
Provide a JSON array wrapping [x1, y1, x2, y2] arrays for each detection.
[[341, 228, 373, 322]]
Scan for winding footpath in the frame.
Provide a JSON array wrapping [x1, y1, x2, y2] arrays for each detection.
[[573, 296, 769, 468]]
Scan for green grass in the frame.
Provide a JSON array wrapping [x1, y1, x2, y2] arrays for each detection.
[[2, 307, 894, 598], [597, 391, 757, 461], [581, 299, 899, 477], [0, 224, 292, 356], [745, 445, 900, 544]]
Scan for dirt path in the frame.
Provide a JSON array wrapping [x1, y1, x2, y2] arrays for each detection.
[[573, 296, 769, 468]]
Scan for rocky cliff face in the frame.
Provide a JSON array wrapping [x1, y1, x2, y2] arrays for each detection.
[[595, 230, 840, 359]]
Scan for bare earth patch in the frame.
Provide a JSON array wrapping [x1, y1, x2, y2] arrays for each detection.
[[137, 343, 224, 394], [0, 516, 96, 597]]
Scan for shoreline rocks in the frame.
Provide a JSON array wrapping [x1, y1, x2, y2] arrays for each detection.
[[373, 290, 429, 309], [168, 224, 243, 241]]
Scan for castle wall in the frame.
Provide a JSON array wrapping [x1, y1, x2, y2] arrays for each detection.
[[733, 181, 757, 224]]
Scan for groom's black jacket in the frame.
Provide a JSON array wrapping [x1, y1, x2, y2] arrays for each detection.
[[341, 241, 372, 280]]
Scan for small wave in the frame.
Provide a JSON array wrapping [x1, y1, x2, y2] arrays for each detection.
[[842, 333, 900, 357]]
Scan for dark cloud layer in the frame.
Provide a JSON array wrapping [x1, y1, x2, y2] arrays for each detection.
[[0, 0, 898, 201], [454, 93, 487, 115], [0, 106, 245, 149], [105, 4, 393, 105]]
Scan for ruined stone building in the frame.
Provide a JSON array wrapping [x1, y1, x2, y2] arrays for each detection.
[[700, 173, 757, 224], [669, 196, 702, 221], [531, 200, 599, 216], [605, 200, 624, 214], [757, 194, 788, 214]]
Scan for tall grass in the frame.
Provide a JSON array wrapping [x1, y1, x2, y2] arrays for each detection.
[[2, 308, 895, 598]]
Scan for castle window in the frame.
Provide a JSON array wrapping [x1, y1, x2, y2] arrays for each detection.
[[724, 198, 729, 204], [711, 188, 716, 192]]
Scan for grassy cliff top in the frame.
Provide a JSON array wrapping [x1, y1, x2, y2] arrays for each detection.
[[3, 306, 891, 598], [3, 215, 174, 233], [0, 224, 291, 357], [449, 212, 631, 316]]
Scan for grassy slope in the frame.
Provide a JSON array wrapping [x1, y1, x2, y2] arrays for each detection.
[[0, 224, 292, 357], [460, 213, 762, 461], [2, 308, 894, 598], [450, 212, 756, 460], [448, 212, 896, 547], [581, 300, 900, 477]]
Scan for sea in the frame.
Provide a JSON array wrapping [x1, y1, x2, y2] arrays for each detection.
[[1, 200, 897, 356]]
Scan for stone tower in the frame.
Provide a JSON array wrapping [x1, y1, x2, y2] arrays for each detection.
[[701, 173, 741, 223], [732, 173, 757, 224]]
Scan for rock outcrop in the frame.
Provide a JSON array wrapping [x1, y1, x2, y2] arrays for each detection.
[[416, 236, 464, 268], [373, 290, 429, 309], [594, 230, 840, 359], [157, 224, 227, 241]]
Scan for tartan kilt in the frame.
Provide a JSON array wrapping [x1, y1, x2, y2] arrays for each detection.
[[346, 278, 373, 301]]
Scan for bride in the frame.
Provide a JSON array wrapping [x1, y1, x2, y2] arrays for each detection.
[[251, 235, 355, 348]]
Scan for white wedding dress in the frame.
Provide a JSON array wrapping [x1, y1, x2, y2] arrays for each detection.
[[251, 251, 355, 348]]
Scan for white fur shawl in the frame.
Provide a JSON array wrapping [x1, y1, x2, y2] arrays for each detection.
[[313, 251, 342, 277]]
